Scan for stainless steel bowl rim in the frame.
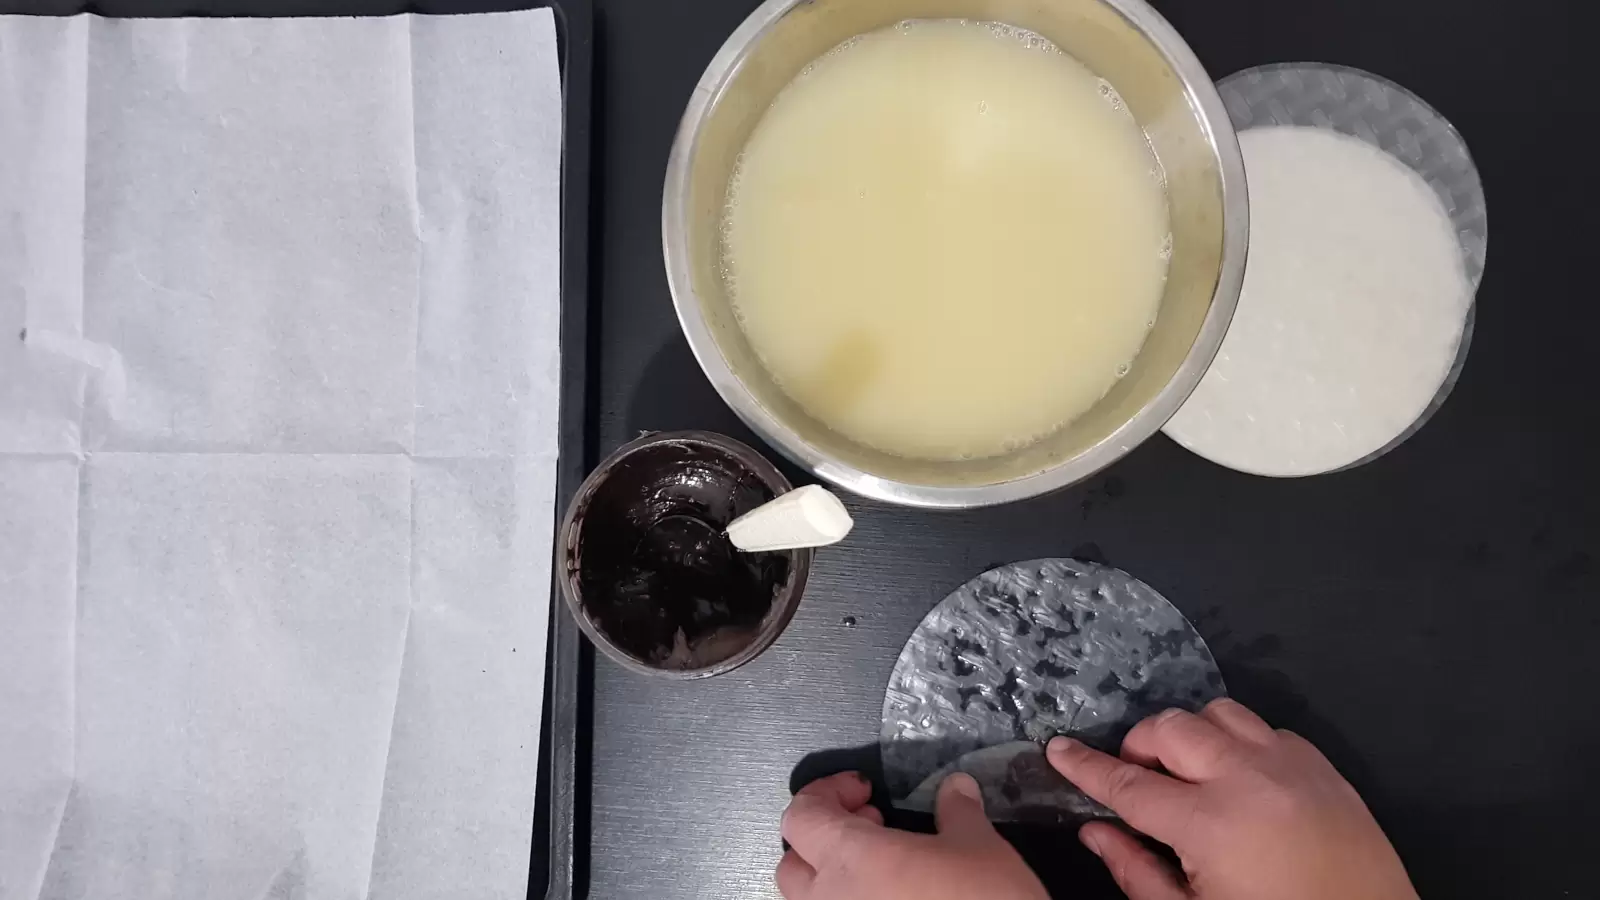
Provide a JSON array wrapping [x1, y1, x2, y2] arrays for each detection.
[[663, 0, 1248, 509]]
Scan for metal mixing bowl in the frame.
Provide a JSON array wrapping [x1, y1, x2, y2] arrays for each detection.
[[663, 0, 1247, 508]]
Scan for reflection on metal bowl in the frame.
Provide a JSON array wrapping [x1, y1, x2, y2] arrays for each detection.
[[663, 0, 1247, 508]]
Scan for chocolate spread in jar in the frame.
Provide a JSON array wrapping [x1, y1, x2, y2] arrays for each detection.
[[573, 439, 791, 669]]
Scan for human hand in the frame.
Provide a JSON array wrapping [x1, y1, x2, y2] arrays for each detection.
[[776, 770, 1049, 900], [1047, 698, 1418, 900]]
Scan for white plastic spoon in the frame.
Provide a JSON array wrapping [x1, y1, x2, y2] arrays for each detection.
[[725, 484, 854, 553]]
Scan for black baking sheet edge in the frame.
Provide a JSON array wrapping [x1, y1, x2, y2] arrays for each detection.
[[538, 1, 593, 899], [0, 0, 597, 897]]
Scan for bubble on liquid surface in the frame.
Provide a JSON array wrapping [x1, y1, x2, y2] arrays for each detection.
[[1097, 79, 1127, 111], [983, 21, 1061, 54]]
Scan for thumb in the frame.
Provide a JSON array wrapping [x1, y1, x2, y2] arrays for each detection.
[[935, 773, 1000, 844], [1079, 822, 1190, 900]]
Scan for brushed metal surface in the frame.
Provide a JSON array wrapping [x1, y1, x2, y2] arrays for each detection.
[[586, 1, 1599, 898], [661, 0, 1248, 508], [588, 505, 955, 898]]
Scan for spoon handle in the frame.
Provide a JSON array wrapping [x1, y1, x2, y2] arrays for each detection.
[[726, 484, 853, 552]]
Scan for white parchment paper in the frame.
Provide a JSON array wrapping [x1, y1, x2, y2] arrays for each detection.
[[0, 12, 562, 900]]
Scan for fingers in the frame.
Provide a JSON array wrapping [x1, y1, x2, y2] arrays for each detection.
[[854, 804, 885, 827], [1200, 698, 1276, 746], [1047, 737, 1197, 845], [1120, 707, 1241, 783], [774, 851, 816, 899], [934, 772, 999, 845], [794, 770, 874, 812], [1079, 822, 1190, 900], [781, 772, 877, 862]]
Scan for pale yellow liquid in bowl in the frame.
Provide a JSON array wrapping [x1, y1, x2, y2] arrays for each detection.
[[722, 20, 1170, 462]]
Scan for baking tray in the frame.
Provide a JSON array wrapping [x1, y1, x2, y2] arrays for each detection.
[[0, 1, 594, 897]]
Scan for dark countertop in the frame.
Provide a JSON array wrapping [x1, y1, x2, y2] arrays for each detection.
[[585, 0, 1596, 897]]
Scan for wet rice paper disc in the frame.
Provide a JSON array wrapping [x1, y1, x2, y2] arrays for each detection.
[[902, 741, 1118, 825], [1162, 63, 1487, 477], [880, 559, 1225, 824]]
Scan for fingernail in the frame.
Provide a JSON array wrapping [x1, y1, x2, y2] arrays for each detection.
[[1079, 827, 1103, 858], [1153, 707, 1184, 723], [945, 772, 982, 802], [1047, 736, 1077, 755]]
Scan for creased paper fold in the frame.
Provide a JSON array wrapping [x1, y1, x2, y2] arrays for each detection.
[[0, 12, 562, 900]]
